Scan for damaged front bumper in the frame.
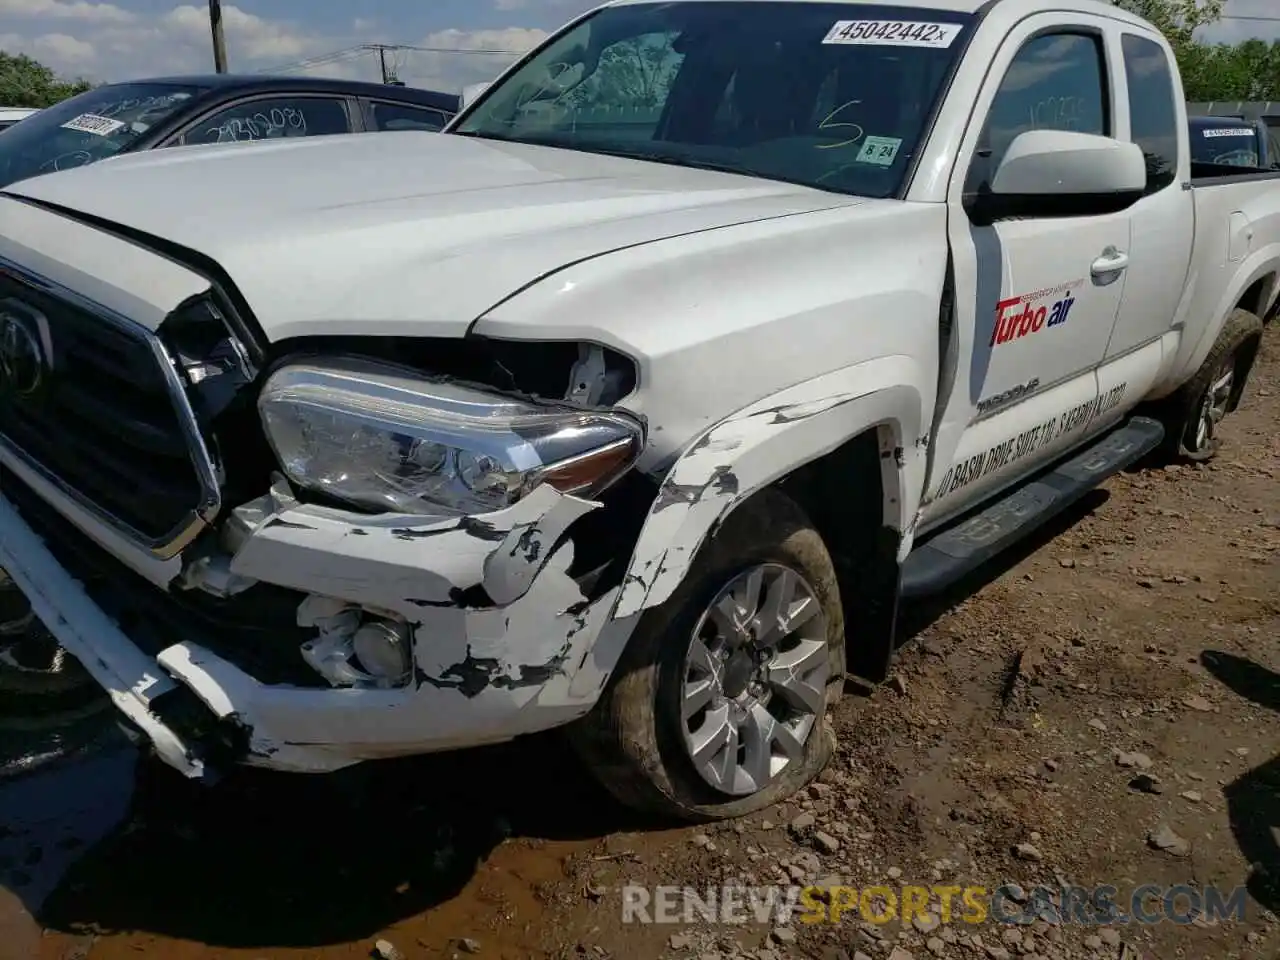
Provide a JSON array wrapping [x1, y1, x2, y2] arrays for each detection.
[[0, 471, 641, 778]]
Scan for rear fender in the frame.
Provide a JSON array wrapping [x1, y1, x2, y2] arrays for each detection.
[[1189, 255, 1279, 373]]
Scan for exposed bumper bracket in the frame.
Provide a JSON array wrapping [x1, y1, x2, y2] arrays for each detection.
[[0, 491, 213, 779]]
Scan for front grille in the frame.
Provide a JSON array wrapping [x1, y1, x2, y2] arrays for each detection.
[[0, 262, 215, 552], [1, 462, 326, 687]]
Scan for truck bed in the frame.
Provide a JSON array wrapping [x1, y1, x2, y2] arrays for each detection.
[[1182, 168, 1280, 351]]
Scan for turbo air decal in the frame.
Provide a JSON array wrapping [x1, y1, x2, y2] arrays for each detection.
[[991, 280, 1083, 347]]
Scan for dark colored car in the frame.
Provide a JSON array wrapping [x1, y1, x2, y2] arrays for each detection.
[[1187, 114, 1275, 171], [0, 75, 459, 189]]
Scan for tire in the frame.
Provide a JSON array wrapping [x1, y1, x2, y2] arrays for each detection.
[[566, 488, 845, 823], [1162, 308, 1263, 462], [0, 569, 100, 711]]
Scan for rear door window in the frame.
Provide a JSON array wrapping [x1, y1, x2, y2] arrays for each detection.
[[367, 101, 451, 132], [1120, 33, 1179, 191]]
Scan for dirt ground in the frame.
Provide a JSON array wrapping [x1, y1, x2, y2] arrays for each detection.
[[2, 334, 1278, 960]]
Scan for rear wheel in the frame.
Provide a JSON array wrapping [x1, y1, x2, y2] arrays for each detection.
[[1163, 308, 1263, 462], [567, 488, 844, 822]]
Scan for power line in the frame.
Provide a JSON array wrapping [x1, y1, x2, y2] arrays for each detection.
[[256, 46, 372, 74], [379, 42, 528, 55], [284, 51, 372, 74], [259, 42, 528, 78]]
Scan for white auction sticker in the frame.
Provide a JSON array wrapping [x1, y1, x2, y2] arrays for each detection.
[[1201, 127, 1254, 137], [60, 113, 126, 136], [823, 20, 961, 48], [857, 135, 903, 166]]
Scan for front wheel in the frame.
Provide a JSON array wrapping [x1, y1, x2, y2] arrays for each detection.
[[567, 488, 845, 823], [0, 569, 99, 709]]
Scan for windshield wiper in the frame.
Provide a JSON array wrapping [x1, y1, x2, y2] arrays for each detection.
[[594, 148, 764, 179], [451, 129, 833, 193], [453, 129, 758, 175], [501, 137, 769, 179]]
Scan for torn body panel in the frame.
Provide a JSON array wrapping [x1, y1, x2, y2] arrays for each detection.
[[611, 362, 928, 624], [226, 483, 599, 619], [151, 583, 626, 770], [0, 461, 642, 775], [0, 491, 202, 777]]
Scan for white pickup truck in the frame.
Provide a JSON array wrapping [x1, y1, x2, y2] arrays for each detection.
[[0, 0, 1276, 820]]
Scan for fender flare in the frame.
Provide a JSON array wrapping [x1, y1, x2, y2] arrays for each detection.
[[611, 358, 928, 623], [1185, 251, 1280, 378]]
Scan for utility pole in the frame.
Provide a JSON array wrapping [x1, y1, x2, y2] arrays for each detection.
[[208, 0, 228, 73], [378, 45, 390, 84]]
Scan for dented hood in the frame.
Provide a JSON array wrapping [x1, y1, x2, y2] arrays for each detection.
[[3, 131, 855, 341]]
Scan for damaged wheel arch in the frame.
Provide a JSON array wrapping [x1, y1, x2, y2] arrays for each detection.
[[595, 364, 927, 689]]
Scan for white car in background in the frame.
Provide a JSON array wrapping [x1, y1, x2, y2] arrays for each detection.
[[0, 108, 38, 132]]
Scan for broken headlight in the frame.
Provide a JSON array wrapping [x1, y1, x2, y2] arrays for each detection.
[[257, 356, 643, 515]]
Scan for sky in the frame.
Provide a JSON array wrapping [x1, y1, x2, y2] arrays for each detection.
[[0, 0, 1278, 95], [0, 0, 603, 93]]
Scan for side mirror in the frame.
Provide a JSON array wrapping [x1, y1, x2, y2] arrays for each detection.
[[966, 130, 1147, 226], [460, 82, 491, 111]]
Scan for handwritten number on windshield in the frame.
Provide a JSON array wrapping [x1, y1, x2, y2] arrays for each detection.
[[815, 100, 865, 149]]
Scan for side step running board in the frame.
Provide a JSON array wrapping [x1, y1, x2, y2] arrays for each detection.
[[901, 416, 1165, 599]]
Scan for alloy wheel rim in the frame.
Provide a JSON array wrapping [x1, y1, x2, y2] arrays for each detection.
[[1194, 362, 1235, 451], [680, 563, 830, 797]]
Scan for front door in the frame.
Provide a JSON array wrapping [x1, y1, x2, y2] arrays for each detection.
[[921, 17, 1131, 528]]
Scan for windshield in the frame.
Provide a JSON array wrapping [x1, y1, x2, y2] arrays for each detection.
[[0, 82, 208, 189], [1189, 121, 1261, 167], [454, 1, 973, 198]]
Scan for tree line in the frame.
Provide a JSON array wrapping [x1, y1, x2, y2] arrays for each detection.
[[1, 52, 90, 108], [1114, 0, 1279, 101], [1, 0, 1278, 108]]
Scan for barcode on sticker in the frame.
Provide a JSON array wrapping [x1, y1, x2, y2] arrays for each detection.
[[823, 20, 960, 48], [60, 113, 126, 136]]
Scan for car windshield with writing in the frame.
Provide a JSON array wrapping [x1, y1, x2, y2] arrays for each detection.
[[0, 82, 208, 189], [1188, 117, 1262, 168], [452, 1, 974, 199]]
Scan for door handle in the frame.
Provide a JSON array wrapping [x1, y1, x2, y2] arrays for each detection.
[[1091, 247, 1130, 277]]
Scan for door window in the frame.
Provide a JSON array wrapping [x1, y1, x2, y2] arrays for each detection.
[[184, 96, 350, 145], [1121, 34, 1178, 192], [368, 101, 451, 132], [969, 32, 1109, 191]]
